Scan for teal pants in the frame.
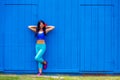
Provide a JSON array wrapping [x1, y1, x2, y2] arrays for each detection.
[[35, 43, 46, 69]]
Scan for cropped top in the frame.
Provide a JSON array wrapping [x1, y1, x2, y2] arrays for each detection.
[[37, 31, 45, 40]]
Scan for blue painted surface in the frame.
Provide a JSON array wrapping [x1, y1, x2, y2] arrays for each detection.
[[0, 0, 4, 71], [3, 0, 38, 72], [0, 0, 120, 74]]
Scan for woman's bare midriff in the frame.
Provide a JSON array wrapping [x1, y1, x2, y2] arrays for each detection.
[[37, 40, 45, 44]]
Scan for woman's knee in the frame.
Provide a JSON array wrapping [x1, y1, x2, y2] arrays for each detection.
[[35, 56, 38, 61], [35, 56, 43, 62]]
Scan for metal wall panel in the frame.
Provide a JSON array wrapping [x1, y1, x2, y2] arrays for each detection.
[[0, 0, 5, 72], [4, 0, 38, 72]]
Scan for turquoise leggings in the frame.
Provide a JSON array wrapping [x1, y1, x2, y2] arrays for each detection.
[[35, 43, 46, 69]]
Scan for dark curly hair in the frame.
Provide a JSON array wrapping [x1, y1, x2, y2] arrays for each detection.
[[35, 20, 46, 36]]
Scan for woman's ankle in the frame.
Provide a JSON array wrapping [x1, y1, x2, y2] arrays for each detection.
[[43, 61, 46, 64]]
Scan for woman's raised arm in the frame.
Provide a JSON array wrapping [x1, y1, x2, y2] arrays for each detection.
[[28, 25, 37, 32], [46, 26, 55, 33]]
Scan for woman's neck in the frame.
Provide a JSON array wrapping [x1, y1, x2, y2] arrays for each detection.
[[40, 28, 43, 31]]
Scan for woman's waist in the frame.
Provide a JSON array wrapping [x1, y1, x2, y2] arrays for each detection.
[[36, 40, 45, 44]]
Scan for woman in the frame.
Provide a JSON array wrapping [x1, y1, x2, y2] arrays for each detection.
[[28, 20, 55, 76]]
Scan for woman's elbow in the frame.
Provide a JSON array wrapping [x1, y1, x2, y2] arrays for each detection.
[[51, 26, 55, 30], [28, 26, 32, 29]]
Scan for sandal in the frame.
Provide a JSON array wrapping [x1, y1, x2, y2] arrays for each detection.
[[43, 61, 48, 70]]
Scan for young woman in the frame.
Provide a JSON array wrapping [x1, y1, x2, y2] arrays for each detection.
[[28, 20, 55, 76]]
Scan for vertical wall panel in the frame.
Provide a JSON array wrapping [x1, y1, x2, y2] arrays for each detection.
[[56, 0, 65, 70], [90, 2, 98, 71], [79, 0, 114, 72], [98, 6, 105, 71], [44, 0, 58, 71], [4, 0, 38, 72], [104, 6, 113, 71], [111, 0, 117, 73], [115, 0, 120, 73], [0, 0, 4, 71], [83, 1, 92, 71], [64, 0, 72, 71], [118, 0, 120, 72], [79, 0, 84, 72], [71, 0, 79, 71]]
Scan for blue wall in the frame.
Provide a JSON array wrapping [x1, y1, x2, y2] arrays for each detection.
[[0, 0, 120, 74], [0, 0, 4, 72]]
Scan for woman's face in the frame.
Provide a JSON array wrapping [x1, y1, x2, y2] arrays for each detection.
[[39, 22, 44, 29]]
